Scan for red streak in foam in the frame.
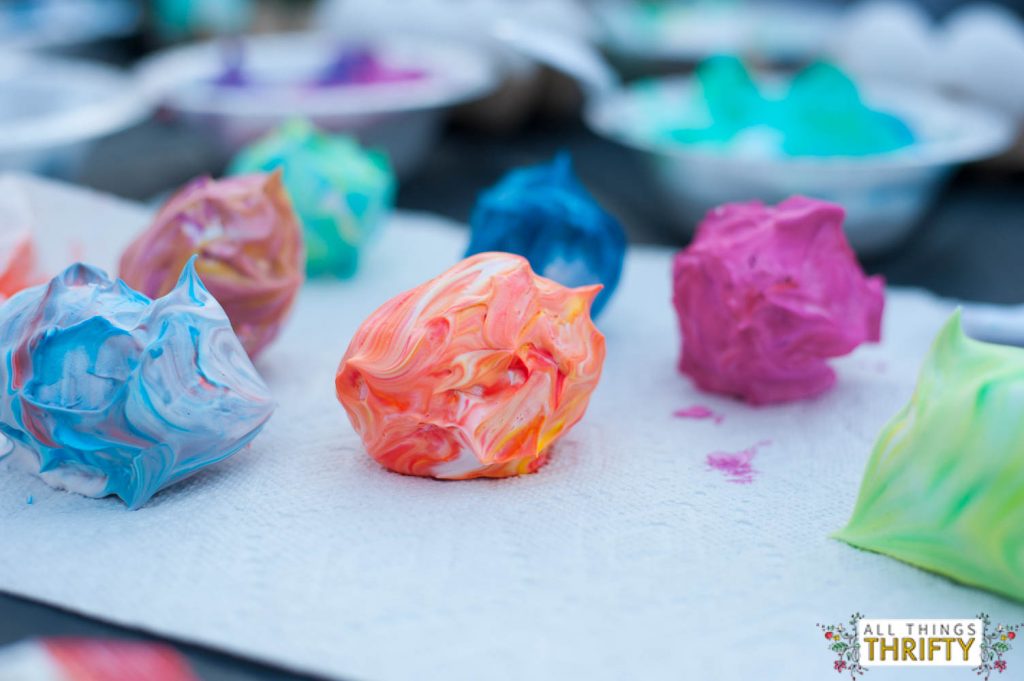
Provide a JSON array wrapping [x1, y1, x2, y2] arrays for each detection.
[[43, 639, 200, 681], [673, 405, 724, 424], [706, 440, 771, 484]]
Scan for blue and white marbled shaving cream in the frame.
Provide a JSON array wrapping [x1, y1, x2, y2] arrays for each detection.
[[466, 153, 627, 318], [0, 258, 274, 509]]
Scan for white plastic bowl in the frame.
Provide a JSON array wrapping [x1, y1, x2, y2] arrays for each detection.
[[0, 53, 150, 177], [585, 76, 1015, 255], [136, 32, 500, 176]]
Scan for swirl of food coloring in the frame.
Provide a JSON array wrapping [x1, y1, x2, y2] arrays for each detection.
[[119, 172, 304, 359], [335, 252, 606, 479], [672, 196, 885, 405], [228, 119, 395, 278], [836, 311, 1024, 601], [0, 260, 274, 509], [466, 153, 626, 318]]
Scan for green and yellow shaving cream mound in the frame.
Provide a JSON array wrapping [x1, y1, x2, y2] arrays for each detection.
[[836, 311, 1024, 601]]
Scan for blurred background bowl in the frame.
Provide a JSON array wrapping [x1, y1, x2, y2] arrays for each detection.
[[136, 31, 500, 176], [0, 52, 150, 177], [585, 75, 1016, 255], [833, 0, 1024, 169]]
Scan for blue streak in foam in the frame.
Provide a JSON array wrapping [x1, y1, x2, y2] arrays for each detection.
[[466, 153, 627, 318], [0, 258, 275, 509]]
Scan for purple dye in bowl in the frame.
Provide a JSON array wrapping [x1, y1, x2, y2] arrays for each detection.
[[316, 47, 424, 86], [211, 43, 425, 89]]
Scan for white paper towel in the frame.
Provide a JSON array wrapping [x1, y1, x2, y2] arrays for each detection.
[[1, 175, 1021, 681]]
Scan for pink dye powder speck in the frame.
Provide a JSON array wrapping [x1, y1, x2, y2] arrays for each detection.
[[706, 440, 771, 484], [673, 405, 724, 424]]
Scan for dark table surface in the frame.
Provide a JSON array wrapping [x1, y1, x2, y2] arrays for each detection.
[[3, 115, 1023, 680]]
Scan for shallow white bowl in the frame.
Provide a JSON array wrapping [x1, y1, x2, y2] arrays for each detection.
[[0, 53, 149, 177], [585, 76, 1016, 255], [136, 32, 500, 177]]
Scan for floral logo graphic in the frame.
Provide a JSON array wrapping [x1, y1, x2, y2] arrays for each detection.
[[975, 613, 1020, 679], [818, 613, 1022, 679], [817, 613, 867, 678]]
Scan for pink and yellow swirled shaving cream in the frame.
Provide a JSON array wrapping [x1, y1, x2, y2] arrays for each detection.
[[119, 172, 304, 358], [335, 252, 606, 479]]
